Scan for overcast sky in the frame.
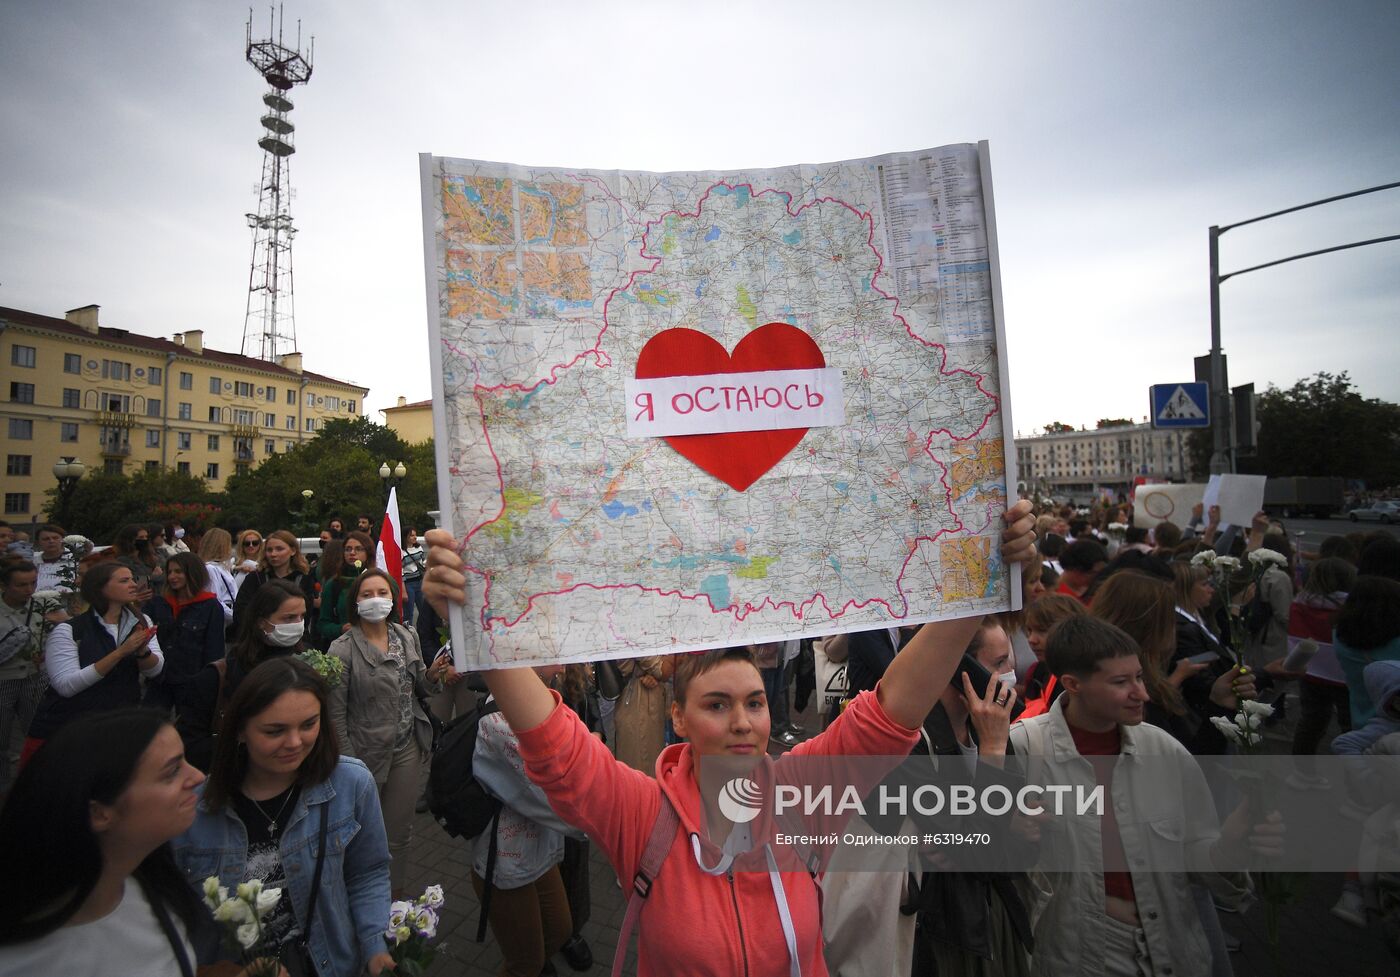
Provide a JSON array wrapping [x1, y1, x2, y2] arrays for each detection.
[[3, 0, 1397, 437]]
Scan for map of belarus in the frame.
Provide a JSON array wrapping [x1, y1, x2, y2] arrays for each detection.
[[421, 144, 1015, 666]]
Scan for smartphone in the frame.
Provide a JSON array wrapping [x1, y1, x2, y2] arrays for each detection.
[[953, 653, 1025, 720]]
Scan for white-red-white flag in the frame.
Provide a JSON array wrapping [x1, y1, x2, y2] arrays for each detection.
[[377, 487, 405, 617]]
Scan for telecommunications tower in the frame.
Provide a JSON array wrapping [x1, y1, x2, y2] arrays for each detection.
[[241, 6, 313, 361]]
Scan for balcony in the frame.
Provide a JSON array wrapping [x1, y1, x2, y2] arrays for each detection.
[[231, 423, 259, 439], [97, 410, 136, 429], [99, 439, 132, 458]]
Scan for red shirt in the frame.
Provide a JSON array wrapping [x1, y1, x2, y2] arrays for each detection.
[[1066, 719, 1136, 903], [1055, 579, 1092, 607]]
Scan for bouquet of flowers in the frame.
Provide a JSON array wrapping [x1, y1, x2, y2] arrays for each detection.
[[1105, 521, 1129, 538], [202, 877, 283, 976], [385, 884, 445, 976], [296, 648, 345, 687]]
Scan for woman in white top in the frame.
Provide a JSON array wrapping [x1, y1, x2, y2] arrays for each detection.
[[0, 707, 280, 977], [197, 529, 239, 626]]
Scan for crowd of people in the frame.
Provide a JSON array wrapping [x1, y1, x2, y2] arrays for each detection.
[[0, 494, 1396, 976]]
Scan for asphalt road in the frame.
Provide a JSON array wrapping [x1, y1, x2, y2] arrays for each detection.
[[1270, 515, 1400, 554]]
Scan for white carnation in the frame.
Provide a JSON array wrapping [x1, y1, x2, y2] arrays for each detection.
[[1249, 548, 1287, 569], [1215, 556, 1242, 573], [1209, 716, 1242, 744], [1240, 699, 1274, 718], [1191, 551, 1217, 568]]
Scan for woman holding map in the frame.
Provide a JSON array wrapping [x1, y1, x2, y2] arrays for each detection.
[[420, 500, 1037, 977]]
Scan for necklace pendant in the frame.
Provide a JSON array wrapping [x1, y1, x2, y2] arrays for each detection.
[[268, 820, 277, 833]]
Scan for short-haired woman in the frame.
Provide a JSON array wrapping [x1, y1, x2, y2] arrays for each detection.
[[327, 569, 449, 897], [24, 562, 163, 762], [174, 657, 395, 976], [144, 552, 226, 711]]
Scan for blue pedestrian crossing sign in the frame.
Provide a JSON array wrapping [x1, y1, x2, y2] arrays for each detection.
[[1150, 383, 1210, 428]]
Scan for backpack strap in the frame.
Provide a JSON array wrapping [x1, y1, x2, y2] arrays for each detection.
[[476, 810, 501, 943], [611, 792, 681, 977]]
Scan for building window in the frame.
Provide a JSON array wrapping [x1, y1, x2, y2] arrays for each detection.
[[6, 455, 31, 476], [10, 345, 36, 368], [266, 386, 277, 402], [61, 422, 79, 442], [146, 430, 160, 448], [148, 366, 163, 386], [286, 415, 295, 430], [208, 406, 222, 423], [209, 376, 222, 394], [305, 417, 317, 432], [64, 352, 82, 374], [176, 461, 191, 475], [104, 459, 124, 475], [9, 382, 34, 404], [234, 381, 253, 398], [3, 493, 29, 514], [102, 393, 131, 413], [235, 463, 249, 477], [145, 460, 160, 472], [207, 434, 220, 451], [177, 432, 191, 450], [347, 400, 356, 414], [101, 359, 131, 381], [8, 419, 32, 440], [265, 439, 276, 455], [180, 371, 193, 390], [306, 392, 316, 408], [263, 412, 276, 427], [62, 388, 80, 408], [146, 398, 162, 417], [286, 389, 296, 405], [233, 409, 254, 425], [178, 402, 192, 420], [324, 395, 341, 411], [205, 463, 219, 479]]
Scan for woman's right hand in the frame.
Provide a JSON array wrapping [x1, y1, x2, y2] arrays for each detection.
[[424, 529, 467, 618], [118, 625, 152, 658], [1169, 657, 1209, 687]]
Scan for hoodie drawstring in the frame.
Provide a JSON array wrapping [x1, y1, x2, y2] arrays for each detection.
[[689, 830, 803, 977]]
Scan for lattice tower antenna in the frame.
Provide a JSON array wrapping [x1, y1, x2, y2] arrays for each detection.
[[241, 5, 313, 360]]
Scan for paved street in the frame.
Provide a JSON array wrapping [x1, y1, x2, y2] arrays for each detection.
[[399, 695, 1396, 977]]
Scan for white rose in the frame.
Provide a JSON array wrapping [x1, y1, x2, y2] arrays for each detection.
[[1209, 716, 1242, 745], [255, 887, 281, 916], [1240, 699, 1274, 719], [236, 921, 261, 950]]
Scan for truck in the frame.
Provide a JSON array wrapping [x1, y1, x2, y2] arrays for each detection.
[[1262, 477, 1346, 519]]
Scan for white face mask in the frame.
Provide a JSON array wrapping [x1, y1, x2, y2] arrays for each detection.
[[264, 622, 304, 647], [173, 528, 186, 539], [997, 670, 1018, 688], [357, 597, 394, 622]]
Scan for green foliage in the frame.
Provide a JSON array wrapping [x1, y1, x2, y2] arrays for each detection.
[[1043, 421, 1075, 433], [47, 469, 217, 543], [1186, 372, 1400, 485], [1096, 418, 1134, 429], [220, 419, 439, 538]]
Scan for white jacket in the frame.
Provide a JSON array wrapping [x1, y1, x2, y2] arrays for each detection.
[[1008, 697, 1251, 977]]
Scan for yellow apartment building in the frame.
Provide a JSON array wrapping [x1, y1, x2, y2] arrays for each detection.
[[1, 304, 368, 524], [380, 396, 434, 445]]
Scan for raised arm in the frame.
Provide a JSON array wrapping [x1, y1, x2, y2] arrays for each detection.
[[875, 501, 1036, 729], [422, 530, 556, 730]]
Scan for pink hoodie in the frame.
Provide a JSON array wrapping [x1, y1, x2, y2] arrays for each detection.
[[516, 686, 919, 977]]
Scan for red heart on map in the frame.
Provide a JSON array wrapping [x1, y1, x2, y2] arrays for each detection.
[[634, 322, 827, 492]]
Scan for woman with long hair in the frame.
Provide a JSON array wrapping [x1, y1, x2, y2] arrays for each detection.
[[112, 523, 162, 601], [232, 530, 318, 640], [327, 569, 447, 897], [417, 505, 1037, 977], [176, 580, 308, 772], [174, 658, 394, 977], [316, 531, 376, 648], [0, 709, 225, 975], [197, 529, 239, 627], [24, 562, 164, 762], [1288, 557, 1358, 784], [231, 530, 265, 592], [144, 552, 225, 712]]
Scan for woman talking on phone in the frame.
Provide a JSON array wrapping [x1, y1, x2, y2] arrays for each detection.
[[23, 562, 164, 764], [327, 569, 449, 897]]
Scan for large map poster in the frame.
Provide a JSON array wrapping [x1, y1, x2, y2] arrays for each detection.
[[420, 142, 1017, 667]]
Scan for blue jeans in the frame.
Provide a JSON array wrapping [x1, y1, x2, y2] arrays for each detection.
[[762, 659, 791, 729], [403, 577, 423, 625]]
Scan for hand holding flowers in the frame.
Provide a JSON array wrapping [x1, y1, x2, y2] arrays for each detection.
[[384, 884, 446, 976]]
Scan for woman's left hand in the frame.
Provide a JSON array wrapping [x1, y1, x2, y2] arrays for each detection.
[[366, 952, 396, 975]]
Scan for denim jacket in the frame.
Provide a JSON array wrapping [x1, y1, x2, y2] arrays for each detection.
[[172, 757, 391, 977]]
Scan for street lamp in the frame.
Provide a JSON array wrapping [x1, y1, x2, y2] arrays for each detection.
[[52, 457, 87, 527], [379, 461, 407, 505]]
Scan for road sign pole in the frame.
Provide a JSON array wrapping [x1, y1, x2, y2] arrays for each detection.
[[1208, 225, 1232, 475]]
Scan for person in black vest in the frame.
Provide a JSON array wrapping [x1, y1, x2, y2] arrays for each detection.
[[24, 562, 163, 763], [143, 553, 225, 712]]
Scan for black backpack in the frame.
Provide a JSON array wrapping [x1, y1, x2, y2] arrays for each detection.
[[426, 692, 503, 941]]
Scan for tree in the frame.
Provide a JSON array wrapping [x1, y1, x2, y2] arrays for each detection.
[[47, 468, 218, 543], [1185, 372, 1400, 486], [1043, 421, 1074, 434], [220, 419, 439, 537], [1096, 418, 1134, 429]]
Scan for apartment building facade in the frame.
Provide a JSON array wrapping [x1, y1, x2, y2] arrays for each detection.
[[1, 304, 368, 523], [1015, 422, 1196, 502]]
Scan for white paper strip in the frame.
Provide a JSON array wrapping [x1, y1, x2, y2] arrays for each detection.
[[624, 367, 846, 438]]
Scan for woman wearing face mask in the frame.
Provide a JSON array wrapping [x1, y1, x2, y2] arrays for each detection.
[[316, 531, 376, 649], [111, 523, 162, 602], [232, 531, 319, 642], [143, 553, 226, 712], [327, 569, 449, 897], [0, 709, 264, 976], [174, 658, 393, 977], [177, 580, 308, 772]]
